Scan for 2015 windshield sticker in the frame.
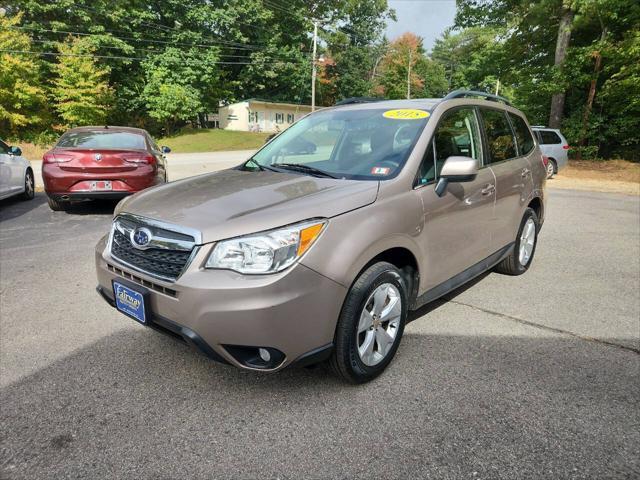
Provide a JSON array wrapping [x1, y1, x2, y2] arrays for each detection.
[[371, 167, 391, 175], [383, 109, 430, 120]]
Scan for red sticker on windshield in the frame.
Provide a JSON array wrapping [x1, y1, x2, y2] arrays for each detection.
[[371, 167, 391, 175]]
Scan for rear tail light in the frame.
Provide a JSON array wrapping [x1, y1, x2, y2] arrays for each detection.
[[542, 155, 549, 167], [563, 145, 570, 150], [123, 154, 155, 165], [43, 152, 72, 163]]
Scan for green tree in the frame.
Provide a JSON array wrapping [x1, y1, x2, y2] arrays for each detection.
[[50, 36, 113, 128], [142, 69, 201, 135], [0, 12, 47, 137]]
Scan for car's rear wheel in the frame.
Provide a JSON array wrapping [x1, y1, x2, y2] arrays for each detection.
[[546, 159, 556, 178], [494, 207, 539, 276], [47, 196, 68, 211], [329, 262, 408, 383], [21, 169, 34, 200]]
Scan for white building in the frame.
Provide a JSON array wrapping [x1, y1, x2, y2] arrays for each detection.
[[218, 99, 313, 133]]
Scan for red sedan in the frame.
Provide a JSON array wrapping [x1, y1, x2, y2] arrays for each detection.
[[42, 126, 169, 211]]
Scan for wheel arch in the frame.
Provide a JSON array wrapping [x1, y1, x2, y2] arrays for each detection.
[[527, 196, 543, 222], [350, 245, 421, 309]]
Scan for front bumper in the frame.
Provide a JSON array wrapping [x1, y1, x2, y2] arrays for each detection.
[[95, 235, 346, 371]]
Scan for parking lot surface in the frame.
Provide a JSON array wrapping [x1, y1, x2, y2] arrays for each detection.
[[1, 188, 639, 479]]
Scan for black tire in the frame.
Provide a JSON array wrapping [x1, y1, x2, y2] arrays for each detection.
[[329, 261, 408, 384], [20, 169, 35, 200], [47, 196, 68, 211], [494, 207, 539, 276]]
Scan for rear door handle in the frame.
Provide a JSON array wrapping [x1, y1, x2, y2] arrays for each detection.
[[481, 184, 495, 196], [521, 168, 531, 178]]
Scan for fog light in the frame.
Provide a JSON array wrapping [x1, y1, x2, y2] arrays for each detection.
[[258, 348, 271, 362]]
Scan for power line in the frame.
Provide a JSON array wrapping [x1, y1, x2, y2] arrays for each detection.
[[27, 38, 310, 61], [0, 49, 307, 65], [10, 25, 263, 51]]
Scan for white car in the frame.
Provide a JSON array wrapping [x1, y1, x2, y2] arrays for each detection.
[[0, 139, 35, 201], [531, 127, 570, 178]]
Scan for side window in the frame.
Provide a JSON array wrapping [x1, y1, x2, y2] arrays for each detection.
[[509, 113, 535, 155], [0, 141, 9, 154], [275, 113, 284, 124], [287, 113, 295, 123], [539, 130, 562, 144], [148, 135, 160, 152], [481, 109, 517, 163], [417, 108, 483, 185]]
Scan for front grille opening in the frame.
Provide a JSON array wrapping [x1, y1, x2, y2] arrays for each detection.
[[107, 263, 178, 297], [111, 230, 192, 281]]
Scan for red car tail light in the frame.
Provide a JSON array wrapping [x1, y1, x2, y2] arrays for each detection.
[[122, 153, 156, 165], [563, 145, 570, 150], [43, 152, 73, 163], [542, 155, 549, 167]]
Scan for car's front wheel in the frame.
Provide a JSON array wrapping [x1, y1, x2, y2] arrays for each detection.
[[329, 262, 408, 383]]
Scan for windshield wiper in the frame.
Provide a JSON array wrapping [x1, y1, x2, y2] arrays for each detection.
[[243, 158, 279, 172], [271, 163, 338, 179]]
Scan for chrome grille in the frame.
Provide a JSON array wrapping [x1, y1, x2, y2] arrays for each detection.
[[109, 214, 199, 282]]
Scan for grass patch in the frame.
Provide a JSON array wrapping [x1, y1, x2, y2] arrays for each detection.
[[160, 129, 269, 153]]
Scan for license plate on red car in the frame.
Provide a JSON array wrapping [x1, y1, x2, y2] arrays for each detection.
[[90, 180, 112, 191]]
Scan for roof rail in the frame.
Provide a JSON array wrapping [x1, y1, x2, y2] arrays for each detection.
[[335, 97, 384, 106], [443, 89, 512, 106]]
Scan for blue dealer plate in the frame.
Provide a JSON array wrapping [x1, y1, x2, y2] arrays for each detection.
[[113, 281, 146, 324]]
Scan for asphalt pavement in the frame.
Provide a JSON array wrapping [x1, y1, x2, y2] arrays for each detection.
[[0, 187, 638, 479]]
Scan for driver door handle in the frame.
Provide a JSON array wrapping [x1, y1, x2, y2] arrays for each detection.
[[521, 168, 531, 178], [481, 184, 495, 196]]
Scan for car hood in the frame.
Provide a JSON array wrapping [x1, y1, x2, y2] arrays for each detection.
[[119, 169, 379, 243]]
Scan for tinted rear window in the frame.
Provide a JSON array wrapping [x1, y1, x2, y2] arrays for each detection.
[[509, 113, 535, 155], [538, 130, 562, 144], [57, 131, 146, 149], [481, 109, 517, 163]]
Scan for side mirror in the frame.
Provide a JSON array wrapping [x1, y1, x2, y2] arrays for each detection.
[[161, 146, 171, 154], [435, 156, 478, 197], [9, 146, 22, 156]]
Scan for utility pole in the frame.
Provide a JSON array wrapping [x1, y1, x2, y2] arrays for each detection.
[[311, 20, 318, 111], [407, 49, 412, 99]]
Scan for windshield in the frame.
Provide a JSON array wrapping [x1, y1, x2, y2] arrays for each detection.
[[57, 131, 147, 150], [247, 107, 430, 180]]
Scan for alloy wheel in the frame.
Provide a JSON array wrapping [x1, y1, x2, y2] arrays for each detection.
[[357, 283, 402, 366], [518, 218, 536, 266]]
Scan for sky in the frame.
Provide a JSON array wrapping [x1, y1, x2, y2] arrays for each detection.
[[384, 0, 457, 52]]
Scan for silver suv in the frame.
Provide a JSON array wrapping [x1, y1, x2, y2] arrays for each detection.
[[531, 127, 569, 178], [95, 90, 547, 383]]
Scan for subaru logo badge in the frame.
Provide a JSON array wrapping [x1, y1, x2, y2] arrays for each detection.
[[94, 153, 102, 162], [131, 227, 152, 249]]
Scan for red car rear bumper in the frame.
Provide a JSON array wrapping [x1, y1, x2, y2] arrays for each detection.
[[43, 163, 160, 199]]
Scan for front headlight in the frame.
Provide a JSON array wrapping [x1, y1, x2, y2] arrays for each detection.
[[205, 220, 326, 274]]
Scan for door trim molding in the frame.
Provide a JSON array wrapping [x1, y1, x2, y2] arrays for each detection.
[[412, 242, 514, 310]]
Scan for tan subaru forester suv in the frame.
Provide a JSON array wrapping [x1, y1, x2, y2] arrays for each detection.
[[96, 90, 546, 383]]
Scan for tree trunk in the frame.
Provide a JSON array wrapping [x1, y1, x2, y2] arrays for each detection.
[[576, 27, 608, 159], [548, 3, 575, 129]]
